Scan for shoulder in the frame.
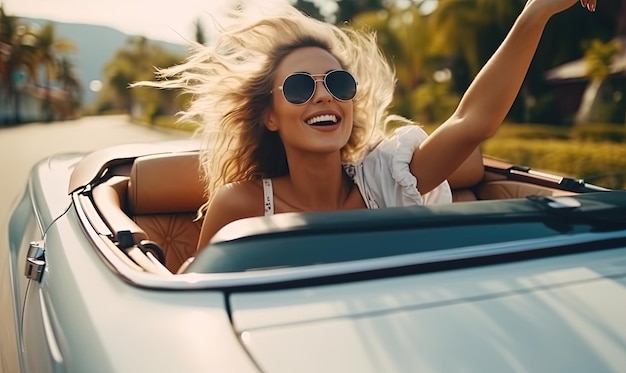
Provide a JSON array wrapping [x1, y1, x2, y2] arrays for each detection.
[[358, 125, 428, 165], [208, 180, 265, 221], [212, 180, 263, 206], [196, 180, 264, 249], [373, 125, 428, 152], [360, 125, 429, 174]]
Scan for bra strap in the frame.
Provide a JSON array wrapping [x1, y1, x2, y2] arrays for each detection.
[[262, 178, 274, 216]]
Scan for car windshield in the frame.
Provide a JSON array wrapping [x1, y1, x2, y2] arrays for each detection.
[[185, 192, 626, 275]]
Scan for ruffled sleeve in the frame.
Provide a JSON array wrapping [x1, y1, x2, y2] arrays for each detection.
[[347, 125, 452, 208]]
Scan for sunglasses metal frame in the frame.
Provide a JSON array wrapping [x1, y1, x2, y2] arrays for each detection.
[[276, 70, 358, 105]]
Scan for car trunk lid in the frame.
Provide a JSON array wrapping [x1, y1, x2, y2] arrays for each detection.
[[229, 246, 626, 373]]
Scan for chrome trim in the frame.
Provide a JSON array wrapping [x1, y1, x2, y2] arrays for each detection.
[[28, 174, 45, 237], [72, 191, 626, 290], [25, 258, 45, 282], [38, 290, 63, 364]]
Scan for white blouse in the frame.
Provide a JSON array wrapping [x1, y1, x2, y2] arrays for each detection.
[[344, 125, 452, 209]]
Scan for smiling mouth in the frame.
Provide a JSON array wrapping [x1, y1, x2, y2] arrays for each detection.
[[306, 114, 338, 126]]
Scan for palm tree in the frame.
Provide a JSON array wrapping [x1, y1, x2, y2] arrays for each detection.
[[0, 6, 15, 86], [428, 0, 524, 86], [56, 56, 82, 118], [333, 0, 385, 24], [0, 6, 22, 124], [99, 36, 184, 121], [575, 38, 622, 124], [0, 8, 78, 124], [102, 36, 151, 112], [29, 22, 77, 121], [4, 24, 39, 124], [427, 0, 624, 123], [32, 23, 58, 121], [293, 0, 386, 23], [353, 5, 432, 120]]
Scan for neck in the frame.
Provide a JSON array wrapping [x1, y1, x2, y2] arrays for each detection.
[[284, 151, 350, 211]]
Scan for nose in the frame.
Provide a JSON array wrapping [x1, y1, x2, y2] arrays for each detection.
[[311, 78, 332, 102]]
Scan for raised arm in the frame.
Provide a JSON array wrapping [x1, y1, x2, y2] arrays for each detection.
[[410, 0, 597, 194]]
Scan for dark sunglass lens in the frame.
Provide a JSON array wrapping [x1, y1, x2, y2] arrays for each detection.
[[326, 71, 357, 101], [283, 74, 315, 104]]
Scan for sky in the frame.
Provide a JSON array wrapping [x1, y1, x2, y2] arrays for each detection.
[[2, 0, 435, 44], [1, 0, 249, 44]]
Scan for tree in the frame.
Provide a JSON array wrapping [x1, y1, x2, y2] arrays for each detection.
[[293, 0, 386, 23], [30, 22, 77, 121], [0, 6, 20, 124], [293, 0, 324, 20], [98, 36, 185, 121], [353, 5, 434, 121], [426, 0, 622, 123], [575, 38, 623, 124], [0, 7, 79, 124], [56, 56, 82, 118], [428, 0, 525, 89], [194, 18, 206, 45], [4, 24, 40, 124]]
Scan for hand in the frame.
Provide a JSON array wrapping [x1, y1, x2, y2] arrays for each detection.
[[525, 0, 597, 15]]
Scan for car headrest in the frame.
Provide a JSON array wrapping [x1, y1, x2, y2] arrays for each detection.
[[128, 152, 206, 215]]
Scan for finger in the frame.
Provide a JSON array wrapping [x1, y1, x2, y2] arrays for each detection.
[[580, 0, 596, 12], [587, 0, 597, 12]]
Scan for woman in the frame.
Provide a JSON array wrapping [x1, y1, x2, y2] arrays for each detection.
[[138, 0, 597, 249]]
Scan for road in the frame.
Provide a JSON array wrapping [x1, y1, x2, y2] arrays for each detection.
[[0, 115, 191, 373]]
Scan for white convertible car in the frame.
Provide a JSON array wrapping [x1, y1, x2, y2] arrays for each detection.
[[4, 139, 626, 372]]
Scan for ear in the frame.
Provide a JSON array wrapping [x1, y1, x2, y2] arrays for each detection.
[[263, 110, 279, 132]]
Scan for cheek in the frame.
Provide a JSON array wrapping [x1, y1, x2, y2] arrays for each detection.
[[342, 102, 355, 126], [273, 103, 305, 128], [266, 99, 296, 131]]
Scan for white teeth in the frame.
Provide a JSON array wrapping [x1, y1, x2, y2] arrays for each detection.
[[307, 114, 338, 125]]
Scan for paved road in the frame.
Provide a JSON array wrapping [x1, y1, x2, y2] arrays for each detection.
[[0, 115, 191, 373]]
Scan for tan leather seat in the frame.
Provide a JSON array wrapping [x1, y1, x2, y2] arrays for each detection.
[[92, 176, 148, 244], [127, 152, 206, 272], [476, 180, 575, 200]]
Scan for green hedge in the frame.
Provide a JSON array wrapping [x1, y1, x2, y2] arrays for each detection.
[[482, 138, 626, 189], [421, 122, 626, 190]]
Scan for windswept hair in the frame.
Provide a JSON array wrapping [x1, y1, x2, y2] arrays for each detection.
[[135, 1, 406, 215]]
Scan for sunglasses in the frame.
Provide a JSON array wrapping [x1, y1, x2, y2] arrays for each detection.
[[276, 70, 358, 105]]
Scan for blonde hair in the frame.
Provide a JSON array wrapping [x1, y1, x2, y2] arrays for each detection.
[[139, 1, 405, 214]]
